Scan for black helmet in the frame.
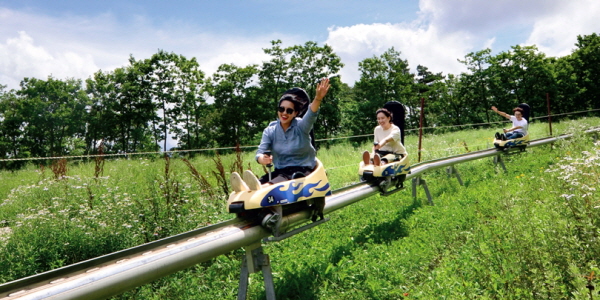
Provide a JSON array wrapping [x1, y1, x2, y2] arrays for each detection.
[[279, 87, 310, 118], [383, 101, 406, 144], [517, 103, 531, 122]]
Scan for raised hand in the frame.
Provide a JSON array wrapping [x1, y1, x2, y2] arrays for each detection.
[[314, 78, 331, 102], [310, 78, 331, 112]]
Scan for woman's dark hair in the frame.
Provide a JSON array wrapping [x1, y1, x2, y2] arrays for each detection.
[[278, 94, 303, 112], [375, 108, 393, 121], [512, 107, 524, 113], [278, 87, 310, 117]]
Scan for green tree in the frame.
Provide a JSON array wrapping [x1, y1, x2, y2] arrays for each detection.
[[0, 86, 28, 168], [414, 65, 444, 128], [173, 84, 210, 151], [85, 70, 119, 153], [549, 55, 579, 115], [17, 77, 89, 158], [260, 40, 290, 107], [571, 33, 600, 110], [138, 50, 205, 151], [458, 49, 493, 123], [336, 81, 358, 135], [487, 45, 555, 118], [437, 74, 469, 125], [86, 64, 157, 154], [168, 57, 207, 151], [208, 63, 261, 146]]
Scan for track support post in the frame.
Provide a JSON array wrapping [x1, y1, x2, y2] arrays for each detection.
[[238, 243, 276, 300], [264, 218, 330, 242], [446, 165, 463, 186], [412, 177, 433, 205], [493, 155, 507, 173]]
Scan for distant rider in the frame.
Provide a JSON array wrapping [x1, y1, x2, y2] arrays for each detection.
[[491, 106, 528, 140], [362, 108, 408, 166]]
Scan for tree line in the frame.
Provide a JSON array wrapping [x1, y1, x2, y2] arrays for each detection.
[[1, 34, 599, 169]]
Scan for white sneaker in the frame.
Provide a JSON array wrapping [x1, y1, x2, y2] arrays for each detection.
[[243, 170, 261, 191], [230, 172, 249, 193]]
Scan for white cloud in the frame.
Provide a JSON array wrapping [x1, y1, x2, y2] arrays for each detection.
[[0, 31, 99, 88], [0, 7, 298, 90], [325, 0, 600, 85], [1, 0, 598, 92], [419, 0, 564, 35], [325, 22, 472, 84], [482, 37, 496, 51], [526, 0, 600, 57]]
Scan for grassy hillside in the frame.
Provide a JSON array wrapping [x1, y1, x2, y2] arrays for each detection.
[[1, 118, 599, 299]]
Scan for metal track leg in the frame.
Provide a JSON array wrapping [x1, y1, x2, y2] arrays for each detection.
[[446, 166, 464, 186], [493, 155, 507, 173], [412, 177, 434, 205], [412, 177, 417, 198], [238, 256, 250, 300], [238, 243, 276, 300], [421, 179, 433, 206], [260, 253, 276, 300]]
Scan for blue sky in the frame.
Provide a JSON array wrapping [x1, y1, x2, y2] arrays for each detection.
[[1, 1, 420, 39], [1, 0, 599, 91]]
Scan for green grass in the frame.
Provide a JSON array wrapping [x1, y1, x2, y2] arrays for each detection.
[[1, 117, 599, 299]]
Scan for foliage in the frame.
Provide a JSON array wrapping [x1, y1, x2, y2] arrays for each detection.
[[4, 77, 90, 159], [572, 33, 600, 111], [487, 45, 556, 118], [142, 50, 206, 151], [457, 48, 494, 123], [2, 34, 600, 169], [85, 63, 157, 154], [208, 63, 262, 146]]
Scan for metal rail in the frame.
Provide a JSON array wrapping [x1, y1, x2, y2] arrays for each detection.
[[406, 129, 598, 179], [1, 129, 598, 300]]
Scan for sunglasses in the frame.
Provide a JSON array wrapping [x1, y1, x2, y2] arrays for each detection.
[[278, 106, 295, 114]]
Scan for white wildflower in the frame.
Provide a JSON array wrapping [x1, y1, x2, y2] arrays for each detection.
[[561, 194, 575, 200]]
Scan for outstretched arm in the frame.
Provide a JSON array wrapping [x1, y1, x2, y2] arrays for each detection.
[[491, 106, 511, 120], [310, 78, 331, 113]]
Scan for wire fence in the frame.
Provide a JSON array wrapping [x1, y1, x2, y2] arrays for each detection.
[[1, 108, 599, 163]]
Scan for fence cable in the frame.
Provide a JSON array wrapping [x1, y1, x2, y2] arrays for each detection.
[[1, 108, 598, 162]]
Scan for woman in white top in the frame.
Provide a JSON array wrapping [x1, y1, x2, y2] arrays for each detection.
[[491, 106, 528, 140], [362, 108, 408, 166]]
